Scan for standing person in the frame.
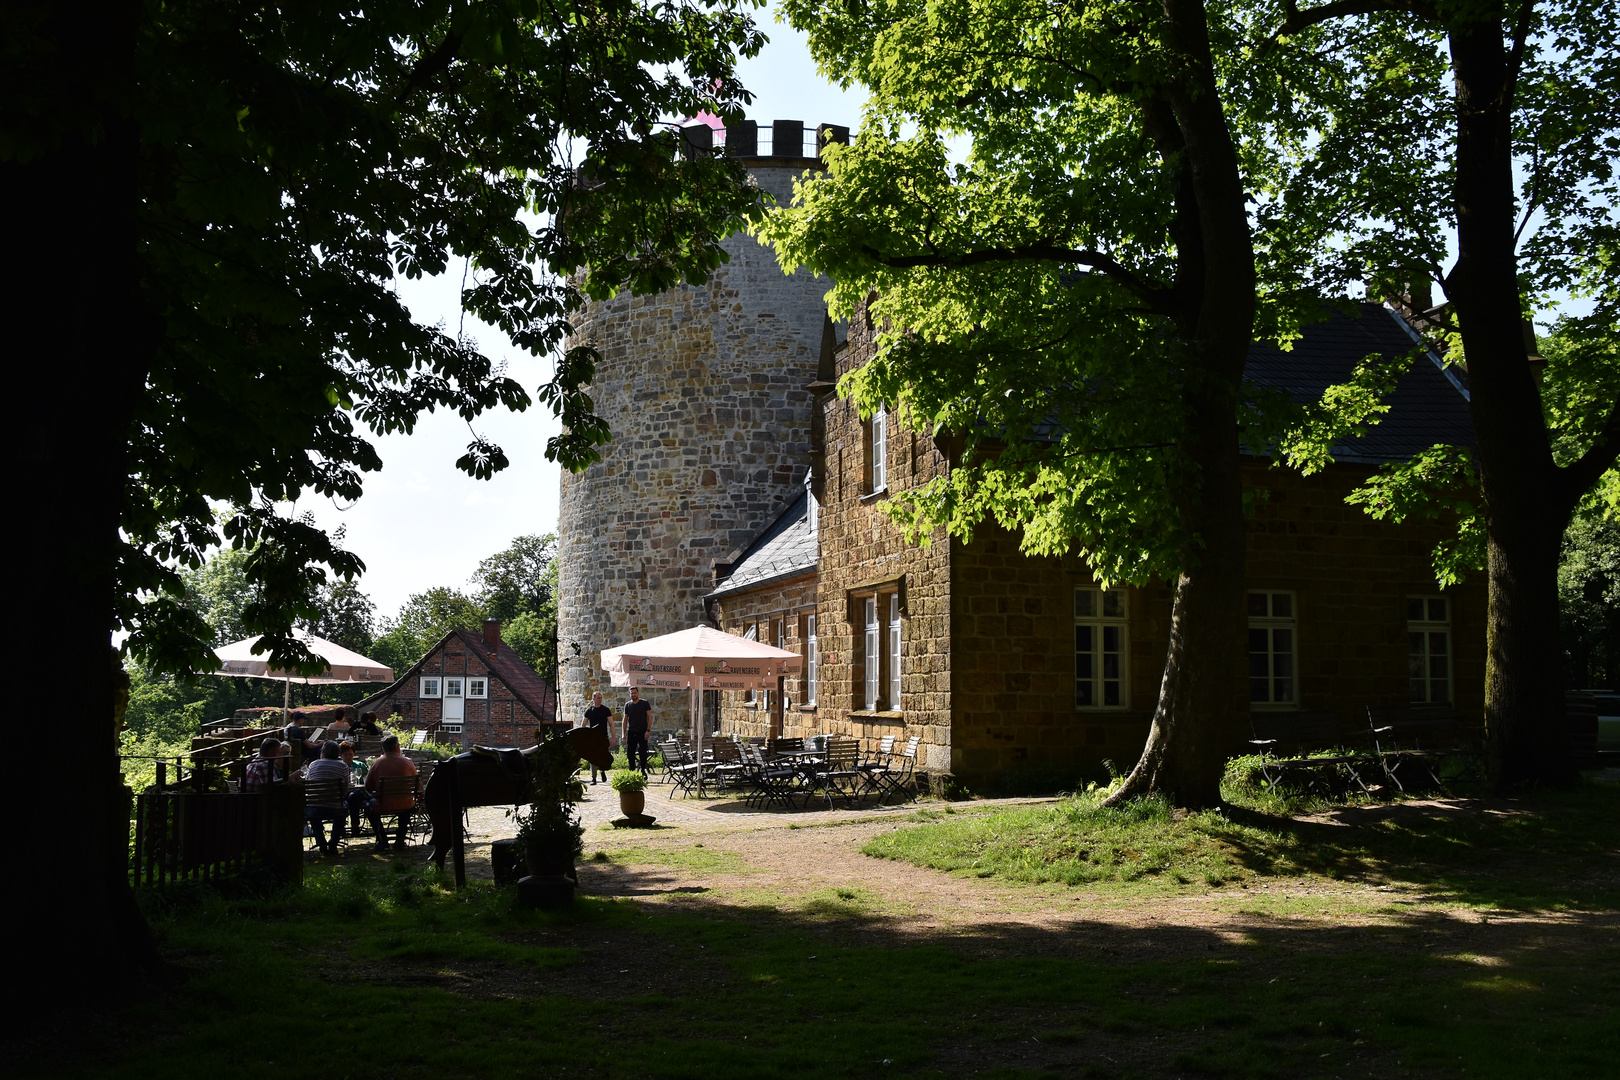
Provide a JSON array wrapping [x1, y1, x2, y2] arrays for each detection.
[[583, 691, 615, 784], [622, 686, 652, 774]]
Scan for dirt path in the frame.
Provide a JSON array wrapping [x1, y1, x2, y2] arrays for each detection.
[[451, 785, 1613, 955]]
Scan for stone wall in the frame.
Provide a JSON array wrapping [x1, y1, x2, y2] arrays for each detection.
[[946, 463, 1487, 787], [710, 574, 819, 740], [556, 138, 838, 727], [812, 308, 955, 773]]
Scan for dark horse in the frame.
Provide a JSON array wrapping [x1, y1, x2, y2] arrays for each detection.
[[424, 726, 613, 886]]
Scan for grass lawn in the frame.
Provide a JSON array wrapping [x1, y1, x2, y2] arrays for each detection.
[[27, 776, 1620, 1079]]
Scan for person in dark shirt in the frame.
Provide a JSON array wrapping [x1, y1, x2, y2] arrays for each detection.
[[355, 712, 384, 738], [622, 687, 652, 774], [583, 691, 615, 784], [283, 710, 315, 765]]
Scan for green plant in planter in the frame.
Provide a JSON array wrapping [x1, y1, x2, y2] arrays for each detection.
[[507, 731, 584, 874], [608, 769, 647, 793]]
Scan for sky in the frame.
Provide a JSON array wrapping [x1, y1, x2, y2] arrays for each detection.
[[292, 6, 867, 623]]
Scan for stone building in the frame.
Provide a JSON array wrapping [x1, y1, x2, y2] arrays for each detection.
[[352, 621, 558, 747], [556, 118, 848, 721], [707, 301, 1486, 788]]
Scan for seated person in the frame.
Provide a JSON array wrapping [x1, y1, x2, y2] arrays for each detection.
[[363, 735, 419, 851], [338, 740, 369, 832], [355, 711, 384, 738], [273, 740, 293, 780], [283, 710, 319, 763], [242, 737, 281, 792], [326, 708, 351, 736], [303, 740, 352, 855]]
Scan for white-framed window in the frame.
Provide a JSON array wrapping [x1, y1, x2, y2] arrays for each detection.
[[444, 677, 464, 698], [871, 406, 887, 492], [467, 677, 488, 699], [888, 593, 902, 711], [864, 596, 880, 710], [419, 676, 442, 698], [743, 622, 758, 704], [1075, 587, 1128, 708], [868, 404, 894, 495], [1407, 596, 1451, 704], [806, 473, 818, 537], [804, 612, 818, 707], [1248, 591, 1297, 708]]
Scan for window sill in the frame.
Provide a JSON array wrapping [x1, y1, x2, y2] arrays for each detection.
[[850, 710, 905, 721], [858, 487, 889, 504], [796, 704, 817, 713]]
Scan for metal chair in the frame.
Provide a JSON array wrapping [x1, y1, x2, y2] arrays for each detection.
[[303, 777, 348, 853], [660, 738, 701, 797], [740, 745, 801, 810], [856, 734, 897, 802], [874, 736, 922, 802], [805, 736, 862, 810], [374, 774, 422, 847]]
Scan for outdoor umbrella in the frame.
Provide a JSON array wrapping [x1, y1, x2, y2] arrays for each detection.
[[210, 630, 395, 724], [600, 625, 802, 794]]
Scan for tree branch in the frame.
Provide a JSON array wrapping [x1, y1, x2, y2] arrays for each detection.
[[396, 30, 464, 104], [857, 242, 1173, 313], [1259, 0, 1433, 56], [1503, 0, 1537, 105], [1561, 399, 1620, 507]]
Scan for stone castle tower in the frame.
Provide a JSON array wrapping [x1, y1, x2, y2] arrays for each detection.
[[556, 119, 844, 714]]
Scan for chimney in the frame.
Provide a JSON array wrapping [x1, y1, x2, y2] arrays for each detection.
[[482, 619, 501, 652]]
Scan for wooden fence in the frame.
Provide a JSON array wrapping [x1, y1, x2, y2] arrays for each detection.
[[131, 782, 304, 889]]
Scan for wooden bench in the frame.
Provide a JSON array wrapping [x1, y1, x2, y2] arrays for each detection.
[[1247, 711, 1378, 793]]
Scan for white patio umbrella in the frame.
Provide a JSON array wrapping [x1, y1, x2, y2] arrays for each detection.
[[600, 625, 802, 795], [210, 629, 395, 725]]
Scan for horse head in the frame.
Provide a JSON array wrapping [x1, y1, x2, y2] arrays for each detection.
[[566, 725, 614, 772]]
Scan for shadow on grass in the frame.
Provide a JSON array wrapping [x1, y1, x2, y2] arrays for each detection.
[[863, 777, 1620, 913], [20, 835, 1620, 1080]]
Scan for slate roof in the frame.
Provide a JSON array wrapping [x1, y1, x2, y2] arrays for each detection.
[[706, 303, 1471, 598], [709, 492, 816, 599], [351, 627, 557, 723], [1244, 302, 1473, 464]]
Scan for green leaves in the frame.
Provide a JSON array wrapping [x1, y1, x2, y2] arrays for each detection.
[[1282, 346, 1418, 476], [118, 0, 766, 675], [1346, 444, 1484, 586]]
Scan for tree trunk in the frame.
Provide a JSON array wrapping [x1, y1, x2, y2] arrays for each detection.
[[5, 0, 158, 993], [1105, 0, 1254, 808], [1445, 10, 1577, 789], [1107, 396, 1249, 808]]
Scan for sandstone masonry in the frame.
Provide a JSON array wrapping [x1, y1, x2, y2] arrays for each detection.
[[557, 126, 842, 720]]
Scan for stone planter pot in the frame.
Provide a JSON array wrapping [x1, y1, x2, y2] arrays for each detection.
[[618, 789, 646, 818]]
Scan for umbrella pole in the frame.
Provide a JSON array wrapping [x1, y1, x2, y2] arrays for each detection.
[[693, 679, 702, 798], [282, 676, 290, 726]]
